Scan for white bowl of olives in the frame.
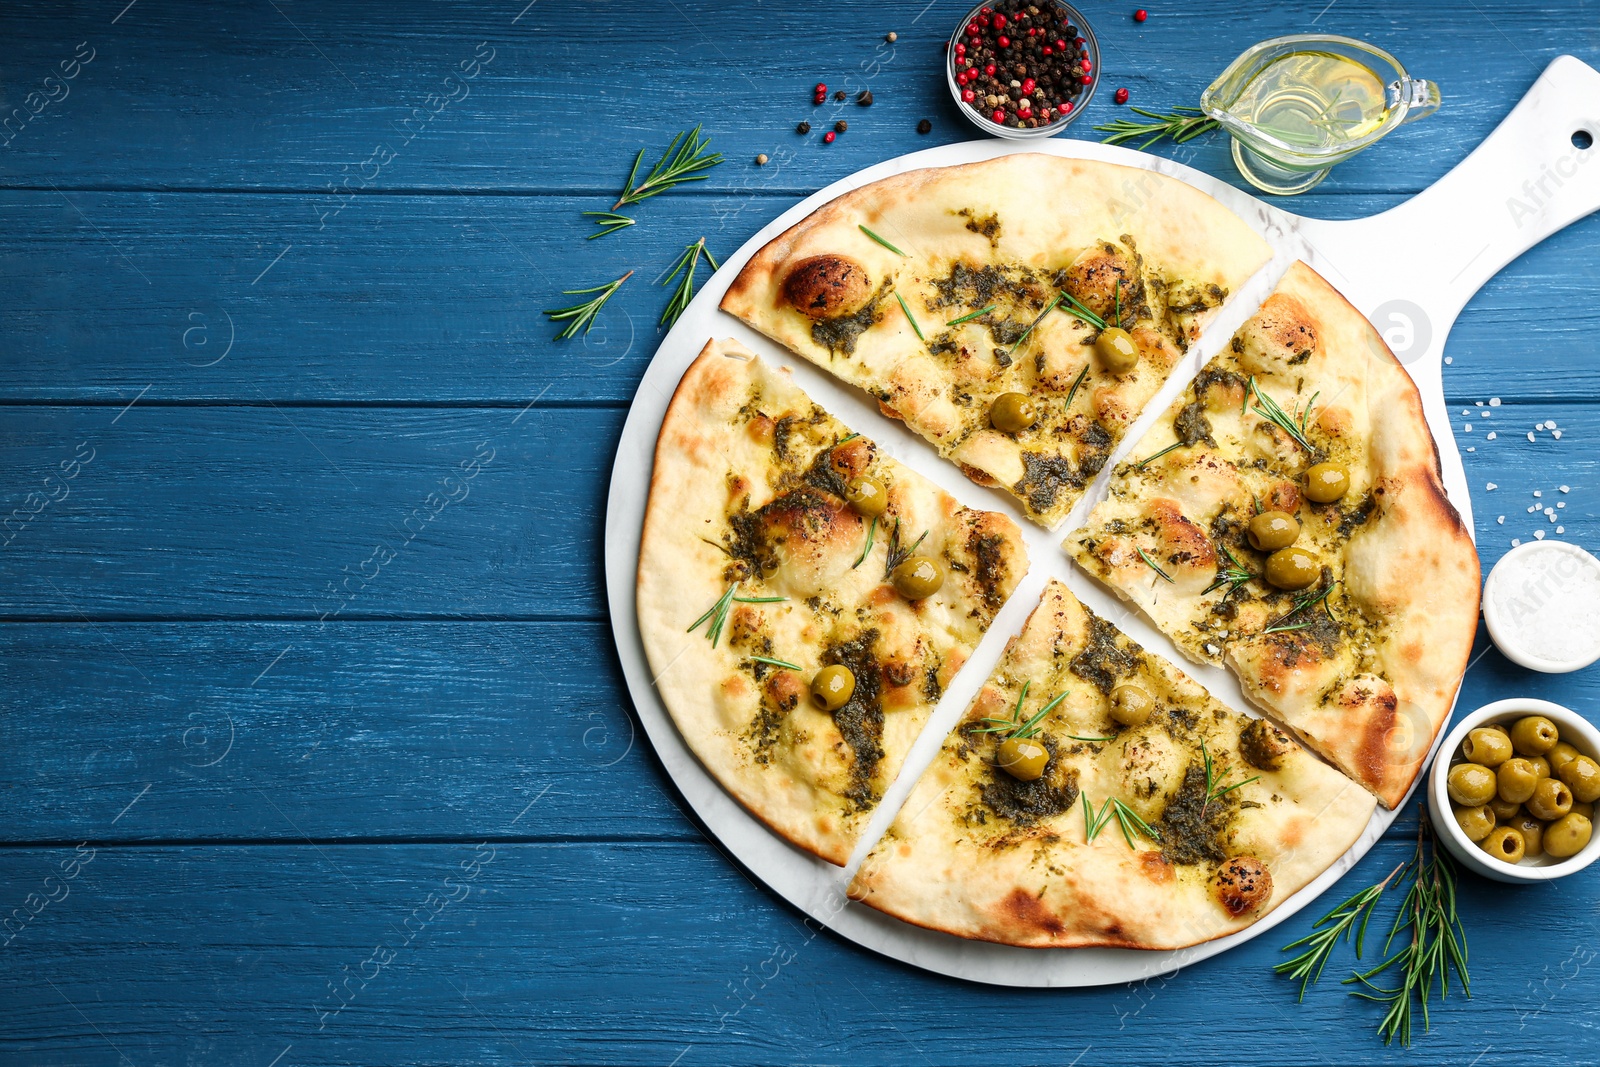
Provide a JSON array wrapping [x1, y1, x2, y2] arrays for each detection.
[[1431, 699, 1600, 883]]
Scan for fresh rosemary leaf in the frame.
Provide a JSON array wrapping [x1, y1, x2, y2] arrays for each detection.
[[1005, 295, 1061, 357], [1056, 291, 1108, 331], [1276, 866, 1398, 1001], [613, 125, 723, 210], [852, 515, 877, 569], [582, 210, 636, 239], [1093, 105, 1220, 150], [1262, 581, 1339, 635], [894, 292, 926, 341], [749, 655, 802, 671], [1248, 376, 1318, 453], [1067, 734, 1117, 743], [545, 271, 633, 340], [1064, 365, 1090, 408], [1136, 547, 1175, 583], [733, 595, 787, 603], [1109, 797, 1162, 847], [687, 583, 739, 647], [1203, 541, 1253, 596], [858, 224, 908, 257], [659, 238, 720, 328], [1135, 440, 1184, 470], [946, 304, 997, 327], [883, 519, 929, 579]]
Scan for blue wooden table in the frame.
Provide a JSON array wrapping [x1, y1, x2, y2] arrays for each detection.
[[2, 1, 1598, 1063]]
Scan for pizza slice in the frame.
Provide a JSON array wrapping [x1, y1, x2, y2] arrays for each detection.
[[638, 339, 1028, 865], [848, 579, 1376, 950], [720, 153, 1272, 529], [1067, 261, 1479, 808]]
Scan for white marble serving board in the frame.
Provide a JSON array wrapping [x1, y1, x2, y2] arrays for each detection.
[[603, 56, 1600, 987]]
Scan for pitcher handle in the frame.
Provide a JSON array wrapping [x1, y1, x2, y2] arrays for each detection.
[[1396, 78, 1441, 124]]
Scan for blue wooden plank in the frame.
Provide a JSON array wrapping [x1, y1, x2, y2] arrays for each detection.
[[0, 400, 1589, 619], [0, 188, 1595, 405], [0, 622, 688, 844], [0, 826, 1595, 1066], [0, 0, 1585, 199], [0, 405, 618, 619]]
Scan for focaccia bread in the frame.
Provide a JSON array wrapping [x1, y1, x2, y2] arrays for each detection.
[[721, 153, 1272, 528], [1067, 261, 1479, 808], [848, 580, 1376, 949], [638, 339, 1028, 865]]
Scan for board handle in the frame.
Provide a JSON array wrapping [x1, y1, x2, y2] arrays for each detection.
[[1316, 55, 1600, 320]]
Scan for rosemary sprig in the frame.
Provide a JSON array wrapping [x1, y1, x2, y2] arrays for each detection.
[[1064, 365, 1090, 408], [1005, 295, 1061, 358], [1203, 541, 1254, 597], [1198, 738, 1260, 822], [1057, 291, 1107, 331], [972, 683, 1069, 740], [1082, 794, 1117, 843], [1344, 812, 1470, 1047], [1082, 795, 1160, 847], [1067, 733, 1117, 742], [946, 304, 996, 327], [1276, 864, 1401, 1001], [858, 224, 908, 257], [582, 210, 636, 239], [1262, 581, 1339, 635], [613, 125, 723, 210], [544, 271, 633, 340], [1135, 440, 1184, 470], [852, 515, 877, 569], [883, 519, 928, 580], [749, 654, 802, 671], [686, 584, 787, 647], [894, 292, 926, 341], [1248, 376, 1320, 453], [1094, 106, 1220, 150], [1136, 547, 1175, 583], [659, 238, 720, 328]]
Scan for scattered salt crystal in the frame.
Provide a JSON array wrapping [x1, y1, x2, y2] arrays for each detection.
[[1444, 357, 1453, 364], [1467, 447, 1476, 452], [1536, 530, 1547, 540], [1528, 432, 1537, 442], [1512, 538, 1522, 546], [1462, 410, 1470, 417], [1534, 491, 1543, 497], [1490, 397, 1502, 406], [1528, 505, 1539, 513], [1487, 482, 1498, 490], [1488, 432, 1498, 440], [1464, 424, 1473, 432], [1561, 486, 1571, 493], [1476, 401, 1485, 407], [1548, 421, 1558, 430], [1547, 510, 1557, 521], [1558, 502, 1566, 509], [1498, 516, 1506, 524], [1558, 526, 1566, 533], [1554, 430, 1563, 439]]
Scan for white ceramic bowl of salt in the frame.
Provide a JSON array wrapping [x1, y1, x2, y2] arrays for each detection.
[[1481, 540, 1600, 673]]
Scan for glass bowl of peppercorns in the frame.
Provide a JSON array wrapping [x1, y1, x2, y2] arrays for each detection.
[[947, 0, 1100, 138]]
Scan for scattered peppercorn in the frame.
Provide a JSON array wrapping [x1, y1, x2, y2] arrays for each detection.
[[950, 0, 1095, 130], [815, 82, 827, 94], [755, 153, 769, 165], [823, 130, 837, 144], [833, 90, 847, 102], [797, 120, 812, 134], [834, 120, 848, 133], [1114, 87, 1130, 104], [917, 118, 932, 134], [1133, 7, 1148, 20], [857, 89, 873, 106], [885, 31, 897, 42]]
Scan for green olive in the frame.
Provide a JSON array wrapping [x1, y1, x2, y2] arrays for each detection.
[[1526, 776, 1574, 822], [996, 736, 1050, 781], [1264, 546, 1320, 590], [989, 392, 1038, 433], [1303, 462, 1350, 503], [1488, 795, 1522, 821], [891, 555, 945, 600], [1528, 755, 1552, 779], [1496, 758, 1540, 804], [1462, 727, 1513, 767], [843, 475, 888, 517], [1510, 715, 1559, 756], [1485, 722, 1511, 740], [1109, 684, 1153, 727], [1247, 510, 1301, 552], [1447, 763, 1499, 807], [1479, 825, 1527, 865], [1545, 812, 1593, 859], [1558, 755, 1600, 803], [1094, 326, 1139, 373], [1548, 740, 1583, 777], [1573, 800, 1595, 821], [810, 665, 856, 712], [1453, 803, 1496, 843], [1512, 811, 1545, 857]]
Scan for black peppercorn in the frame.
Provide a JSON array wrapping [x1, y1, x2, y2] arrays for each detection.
[[834, 120, 848, 133], [833, 90, 846, 102], [796, 121, 811, 134], [917, 118, 932, 134], [857, 90, 873, 106]]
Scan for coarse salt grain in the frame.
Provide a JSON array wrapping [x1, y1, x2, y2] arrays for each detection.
[[1534, 490, 1542, 497], [1498, 516, 1506, 524], [1487, 482, 1498, 490], [1558, 502, 1566, 508], [1512, 538, 1522, 546], [1464, 424, 1472, 432], [1445, 357, 1453, 364], [1554, 430, 1563, 439], [1488, 432, 1497, 440], [1528, 432, 1537, 442], [1490, 397, 1502, 406], [1558, 526, 1566, 533], [1561, 486, 1570, 493], [1536, 530, 1547, 540]]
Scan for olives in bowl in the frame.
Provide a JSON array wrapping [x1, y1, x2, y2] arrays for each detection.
[[1431, 699, 1600, 883]]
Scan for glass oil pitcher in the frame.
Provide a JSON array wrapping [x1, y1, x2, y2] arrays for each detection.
[[1200, 35, 1440, 195]]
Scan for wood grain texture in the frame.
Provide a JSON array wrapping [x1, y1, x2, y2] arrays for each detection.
[[1, 830, 1596, 1067], [0, 189, 1593, 404], [2, 0, 1598, 1061]]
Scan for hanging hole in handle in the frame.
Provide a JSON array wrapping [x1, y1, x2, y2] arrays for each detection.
[[1574, 129, 1594, 150]]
